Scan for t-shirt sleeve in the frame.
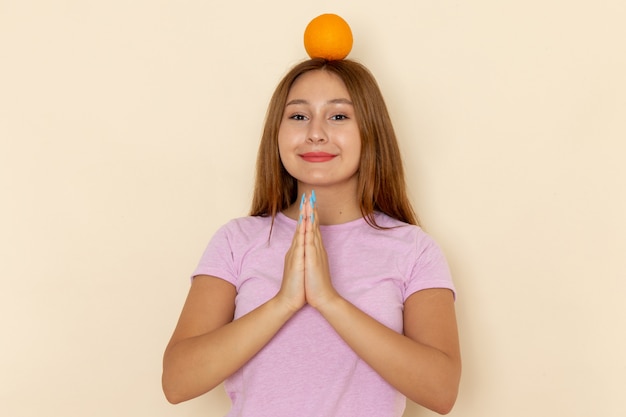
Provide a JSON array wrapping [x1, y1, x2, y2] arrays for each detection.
[[404, 232, 456, 301], [191, 222, 238, 287]]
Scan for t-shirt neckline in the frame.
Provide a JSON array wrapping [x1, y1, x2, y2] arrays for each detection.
[[276, 211, 371, 231]]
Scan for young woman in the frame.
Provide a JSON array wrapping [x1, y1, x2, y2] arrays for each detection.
[[162, 59, 461, 416]]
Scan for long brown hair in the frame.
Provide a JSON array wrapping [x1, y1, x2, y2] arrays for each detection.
[[250, 59, 419, 228]]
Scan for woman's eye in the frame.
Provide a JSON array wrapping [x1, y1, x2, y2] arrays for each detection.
[[289, 114, 307, 121], [331, 114, 348, 121]]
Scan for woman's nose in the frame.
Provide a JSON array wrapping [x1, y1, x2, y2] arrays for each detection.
[[306, 118, 328, 143]]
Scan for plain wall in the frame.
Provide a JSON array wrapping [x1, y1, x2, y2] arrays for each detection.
[[1, 1, 625, 416]]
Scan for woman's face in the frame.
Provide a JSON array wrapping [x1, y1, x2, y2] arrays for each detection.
[[278, 70, 361, 192]]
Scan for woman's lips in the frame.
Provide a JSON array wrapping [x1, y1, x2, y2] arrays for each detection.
[[300, 152, 336, 162]]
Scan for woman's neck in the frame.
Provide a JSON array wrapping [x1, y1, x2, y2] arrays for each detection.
[[284, 185, 362, 226]]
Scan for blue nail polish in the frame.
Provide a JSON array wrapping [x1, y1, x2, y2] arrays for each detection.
[[298, 214, 303, 224], [311, 213, 314, 224], [299, 193, 305, 210], [310, 189, 316, 209]]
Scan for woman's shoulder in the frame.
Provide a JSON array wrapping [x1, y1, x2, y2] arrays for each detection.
[[372, 212, 437, 247], [372, 212, 422, 233], [220, 214, 274, 235]]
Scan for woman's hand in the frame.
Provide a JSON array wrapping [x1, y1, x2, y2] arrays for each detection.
[[302, 192, 340, 309], [278, 191, 340, 311], [276, 194, 307, 313]]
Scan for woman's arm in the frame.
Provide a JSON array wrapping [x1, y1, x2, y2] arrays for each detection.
[[316, 288, 461, 414], [161, 275, 297, 404], [303, 198, 461, 414], [162, 210, 308, 404]]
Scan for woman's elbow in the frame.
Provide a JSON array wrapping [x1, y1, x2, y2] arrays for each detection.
[[162, 372, 185, 405], [433, 356, 461, 414], [420, 387, 459, 415], [411, 368, 461, 415], [162, 365, 220, 405], [433, 394, 458, 415], [163, 391, 184, 405], [162, 364, 200, 405]]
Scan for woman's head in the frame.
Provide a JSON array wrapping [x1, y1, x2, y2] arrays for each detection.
[[250, 58, 418, 227]]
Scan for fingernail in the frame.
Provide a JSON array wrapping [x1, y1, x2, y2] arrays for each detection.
[[299, 193, 305, 210], [298, 214, 303, 224], [310, 189, 316, 209], [311, 213, 314, 224]]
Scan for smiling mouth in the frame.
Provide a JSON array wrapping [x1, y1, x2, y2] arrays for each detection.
[[300, 152, 336, 162]]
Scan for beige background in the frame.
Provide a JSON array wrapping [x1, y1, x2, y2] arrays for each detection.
[[1, 1, 625, 416]]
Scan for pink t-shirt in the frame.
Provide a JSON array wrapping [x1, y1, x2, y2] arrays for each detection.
[[193, 212, 455, 417]]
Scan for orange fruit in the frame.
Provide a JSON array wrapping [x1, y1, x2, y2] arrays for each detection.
[[303, 13, 353, 60]]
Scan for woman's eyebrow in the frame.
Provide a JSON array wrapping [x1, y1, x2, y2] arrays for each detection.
[[329, 98, 353, 105], [285, 99, 308, 106], [285, 98, 353, 106]]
